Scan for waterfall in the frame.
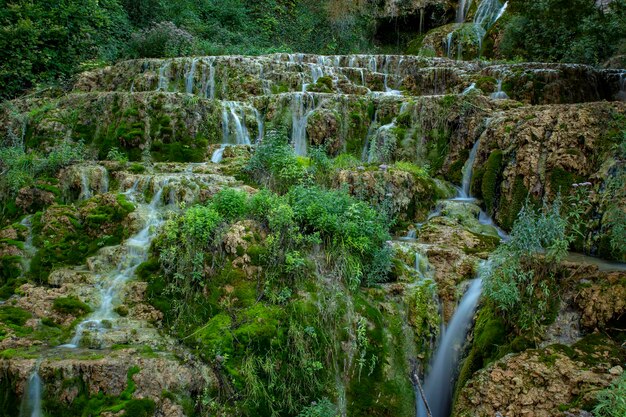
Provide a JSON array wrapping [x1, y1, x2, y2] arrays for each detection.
[[490, 79, 509, 100], [474, 0, 508, 30], [414, 252, 432, 280], [63, 182, 166, 348], [445, 32, 454, 58], [201, 57, 217, 99], [157, 62, 170, 92], [20, 363, 43, 417], [416, 276, 483, 417], [185, 58, 199, 94], [458, 140, 480, 199], [291, 93, 316, 156], [456, 0, 473, 23], [617, 72, 626, 102], [76, 165, 108, 201], [211, 101, 258, 163], [462, 83, 477, 95], [361, 111, 379, 161], [19, 215, 37, 275]]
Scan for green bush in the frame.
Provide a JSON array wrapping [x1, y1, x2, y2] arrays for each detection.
[[483, 196, 573, 334], [245, 130, 305, 193], [212, 188, 249, 220]]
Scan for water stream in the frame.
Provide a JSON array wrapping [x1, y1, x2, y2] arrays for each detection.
[[63, 182, 166, 348], [490, 79, 509, 100], [416, 276, 483, 417], [20, 361, 43, 417], [292, 93, 317, 156]]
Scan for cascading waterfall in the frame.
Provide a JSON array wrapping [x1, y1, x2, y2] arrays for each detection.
[[457, 140, 480, 200], [456, 0, 473, 23], [490, 79, 509, 99], [203, 57, 217, 99], [64, 182, 166, 348], [474, 0, 508, 29], [414, 252, 432, 280], [157, 62, 170, 92], [212, 101, 256, 163], [361, 111, 379, 161], [20, 362, 43, 417], [185, 58, 199, 94], [416, 276, 484, 417], [291, 93, 316, 156], [19, 215, 37, 274]]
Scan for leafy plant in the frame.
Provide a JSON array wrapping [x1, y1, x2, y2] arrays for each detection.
[[483, 196, 577, 335], [594, 374, 626, 417]]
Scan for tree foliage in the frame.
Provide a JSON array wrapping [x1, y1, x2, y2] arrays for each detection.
[[501, 0, 626, 64]]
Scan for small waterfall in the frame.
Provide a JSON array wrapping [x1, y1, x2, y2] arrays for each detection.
[[157, 62, 170, 92], [64, 182, 166, 348], [456, 0, 474, 23], [445, 32, 454, 59], [309, 63, 324, 84], [490, 79, 509, 100], [479, 210, 509, 240], [474, 0, 508, 29], [361, 111, 379, 161], [201, 57, 217, 99], [79, 170, 92, 201], [76, 165, 109, 201], [185, 58, 199, 94], [19, 216, 37, 274], [20, 363, 43, 417], [291, 93, 316, 156], [458, 140, 480, 199], [616, 72, 626, 101], [462, 83, 477, 95], [222, 101, 252, 145], [368, 56, 377, 73], [417, 276, 483, 417], [414, 252, 432, 280], [211, 101, 258, 163]]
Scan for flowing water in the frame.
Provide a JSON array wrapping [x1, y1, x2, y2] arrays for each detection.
[[20, 362, 43, 417], [64, 182, 166, 348], [19, 215, 37, 275], [291, 93, 317, 156], [490, 79, 509, 100], [416, 277, 483, 417], [458, 140, 481, 199], [157, 62, 170, 92], [211, 101, 259, 163]]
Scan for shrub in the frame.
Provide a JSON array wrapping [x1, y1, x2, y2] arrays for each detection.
[[483, 196, 574, 334], [594, 374, 626, 417], [212, 188, 249, 220], [298, 399, 339, 417], [129, 21, 194, 58], [0, 142, 85, 197], [245, 130, 305, 193]]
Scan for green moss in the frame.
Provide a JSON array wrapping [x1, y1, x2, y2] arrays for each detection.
[[445, 149, 469, 184], [0, 306, 32, 326], [52, 297, 91, 316], [481, 150, 504, 215], [501, 176, 530, 230], [549, 167, 583, 195]]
